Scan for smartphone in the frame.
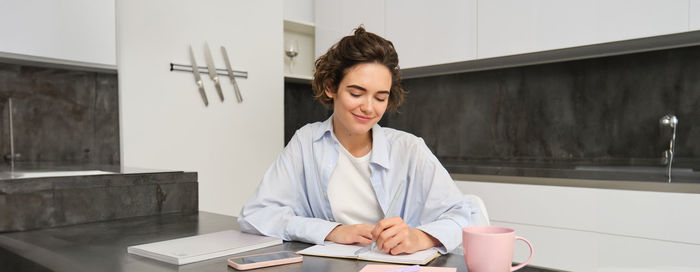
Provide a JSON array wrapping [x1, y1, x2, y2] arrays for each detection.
[[227, 251, 303, 270]]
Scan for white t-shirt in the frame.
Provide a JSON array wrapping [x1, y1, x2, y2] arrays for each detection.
[[326, 142, 384, 225]]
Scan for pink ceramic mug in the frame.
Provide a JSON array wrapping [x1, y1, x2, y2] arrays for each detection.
[[463, 226, 534, 272]]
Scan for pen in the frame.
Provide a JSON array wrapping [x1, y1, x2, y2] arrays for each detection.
[[353, 181, 406, 256], [371, 181, 407, 252]]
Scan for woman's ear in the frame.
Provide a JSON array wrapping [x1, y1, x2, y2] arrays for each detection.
[[324, 88, 335, 99]]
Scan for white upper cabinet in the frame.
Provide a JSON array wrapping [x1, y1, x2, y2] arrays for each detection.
[[384, 0, 477, 69], [314, 0, 384, 59], [478, 0, 689, 59], [0, 0, 116, 68], [312, 0, 698, 70], [690, 0, 700, 30], [284, 0, 315, 24], [284, 0, 316, 80]]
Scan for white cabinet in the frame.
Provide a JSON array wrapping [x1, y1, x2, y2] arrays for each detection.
[[690, 0, 700, 30], [384, 0, 477, 69], [315, 0, 477, 69], [478, 0, 689, 59], [0, 0, 116, 69], [315, 0, 694, 71], [284, 0, 315, 25], [284, 20, 315, 81], [284, 0, 316, 81], [314, 0, 384, 59]]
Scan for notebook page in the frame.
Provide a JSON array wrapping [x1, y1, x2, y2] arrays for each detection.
[[296, 242, 364, 258]]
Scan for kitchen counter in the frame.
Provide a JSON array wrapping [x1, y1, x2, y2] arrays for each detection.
[[445, 162, 700, 183], [0, 212, 559, 272], [0, 163, 181, 180], [443, 159, 700, 194], [0, 166, 197, 232]]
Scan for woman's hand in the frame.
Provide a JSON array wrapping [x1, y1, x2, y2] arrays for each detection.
[[325, 224, 374, 245], [371, 217, 441, 255]]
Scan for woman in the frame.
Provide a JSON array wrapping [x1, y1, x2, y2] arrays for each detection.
[[238, 27, 470, 255]]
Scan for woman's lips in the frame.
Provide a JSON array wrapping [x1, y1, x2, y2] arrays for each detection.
[[352, 113, 372, 123]]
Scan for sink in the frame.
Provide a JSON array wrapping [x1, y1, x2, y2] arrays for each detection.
[[1, 170, 114, 179], [574, 166, 694, 174]]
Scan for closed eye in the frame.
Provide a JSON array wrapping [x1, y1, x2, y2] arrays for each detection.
[[376, 91, 390, 102]]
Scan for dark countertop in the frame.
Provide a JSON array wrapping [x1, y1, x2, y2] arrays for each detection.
[[0, 163, 182, 180], [445, 163, 700, 184], [441, 158, 700, 195], [442, 159, 700, 194], [0, 212, 560, 272]]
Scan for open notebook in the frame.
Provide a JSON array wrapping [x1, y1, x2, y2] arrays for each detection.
[[297, 242, 440, 265], [127, 230, 282, 265]]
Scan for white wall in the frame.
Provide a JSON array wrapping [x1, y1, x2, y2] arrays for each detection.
[[116, 0, 284, 216], [456, 180, 700, 271]]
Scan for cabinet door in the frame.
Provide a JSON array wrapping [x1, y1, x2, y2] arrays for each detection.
[[478, 0, 689, 59], [691, 0, 700, 30], [385, 0, 477, 69], [0, 0, 116, 68], [315, 0, 384, 59]]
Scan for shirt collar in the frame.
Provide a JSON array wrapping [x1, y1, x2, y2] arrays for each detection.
[[314, 115, 391, 170], [312, 115, 334, 142], [370, 122, 391, 170]]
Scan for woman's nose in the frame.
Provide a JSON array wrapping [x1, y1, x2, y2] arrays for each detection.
[[360, 97, 373, 113]]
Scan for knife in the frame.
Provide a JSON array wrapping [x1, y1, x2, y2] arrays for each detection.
[[204, 42, 224, 102], [189, 45, 208, 106], [221, 46, 243, 103]]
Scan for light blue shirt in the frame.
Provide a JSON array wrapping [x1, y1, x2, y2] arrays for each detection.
[[238, 116, 471, 253]]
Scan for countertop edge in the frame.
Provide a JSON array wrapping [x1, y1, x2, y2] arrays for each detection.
[[451, 173, 700, 194]]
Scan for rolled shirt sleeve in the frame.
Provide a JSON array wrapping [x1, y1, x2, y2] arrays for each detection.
[[238, 132, 339, 245], [412, 139, 471, 254]]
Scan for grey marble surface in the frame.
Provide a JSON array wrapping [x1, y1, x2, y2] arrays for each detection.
[[384, 44, 700, 172], [0, 63, 119, 166], [0, 212, 560, 272], [282, 45, 700, 185], [284, 81, 332, 145], [0, 170, 198, 232]]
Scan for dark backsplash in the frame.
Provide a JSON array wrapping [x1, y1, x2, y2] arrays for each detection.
[[284, 45, 700, 171], [284, 81, 332, 144], [0, 63, 119, 166]]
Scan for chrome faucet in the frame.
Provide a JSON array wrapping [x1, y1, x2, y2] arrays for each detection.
[[4, 97, 20, 169], [659, 114, 678, 183]]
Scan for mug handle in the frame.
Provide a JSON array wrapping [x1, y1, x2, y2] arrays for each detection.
[[511, 236, 534, 271]]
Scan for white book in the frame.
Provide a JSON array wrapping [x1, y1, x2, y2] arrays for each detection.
[[127, 230, 282, 265], [297, 242, 440, 265]]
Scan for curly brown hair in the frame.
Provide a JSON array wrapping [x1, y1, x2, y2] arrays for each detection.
[[312, 26, 405, 112]]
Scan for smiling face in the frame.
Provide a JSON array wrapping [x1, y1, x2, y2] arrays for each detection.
[[325, 62, 392, 140]]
